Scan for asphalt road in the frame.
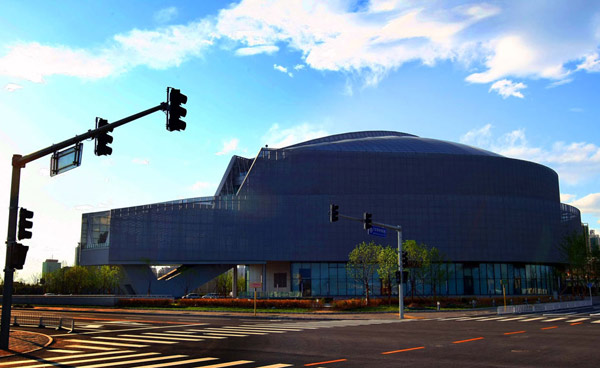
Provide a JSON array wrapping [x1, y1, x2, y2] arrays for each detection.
[[2, 309, 599, 367]]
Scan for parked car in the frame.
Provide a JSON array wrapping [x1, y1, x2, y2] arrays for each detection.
[[182, 293, 200, 299], [201, 293, 222, 299]]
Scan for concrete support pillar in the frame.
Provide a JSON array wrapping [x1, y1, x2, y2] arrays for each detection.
[[262, 264, 267, 293], [232, 265, 238, 298]]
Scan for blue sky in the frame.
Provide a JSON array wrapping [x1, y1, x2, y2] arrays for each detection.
[[1, 0, 600, 280]]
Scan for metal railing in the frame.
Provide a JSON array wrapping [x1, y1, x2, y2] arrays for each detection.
[[497, 299, 592, 315], [7, 310, 74, 332]]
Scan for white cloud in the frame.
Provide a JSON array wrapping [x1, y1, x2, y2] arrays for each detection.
[[4, 83, 22, 92], [0, 21, 215, 83], [569, 107, 584, 113], [154, 7, 178, 24], [216, 138, 240, 156], [294, 64, 305, 70], [132, 158, 150, 165], [488, 79, 526, 99], [263, 123, 328, 148], [566, 193, 600, 219], [460, 125, 600, 185], [235, 45, 279, 56], [577, 53, 600, 72], [560, 193, 576, 203], [274, 64, 293, 77]]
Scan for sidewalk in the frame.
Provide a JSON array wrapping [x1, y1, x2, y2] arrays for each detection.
[[0, 330, 52, 357]]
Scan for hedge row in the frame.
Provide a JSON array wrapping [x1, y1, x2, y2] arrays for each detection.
[[177, 298, 320, 309]]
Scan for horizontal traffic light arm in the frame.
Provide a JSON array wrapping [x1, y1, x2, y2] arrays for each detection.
[[13, 103, 168, 168], [331, 211, 402, 232]]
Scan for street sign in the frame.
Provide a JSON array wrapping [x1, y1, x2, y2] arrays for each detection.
[[588, 282, 593, 288], [368, 226, 387, 238], [50, 143, 83, 177], [249, 282, 262, 288]]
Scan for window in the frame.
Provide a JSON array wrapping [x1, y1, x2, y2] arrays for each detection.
[[274, 273, 287, 288]]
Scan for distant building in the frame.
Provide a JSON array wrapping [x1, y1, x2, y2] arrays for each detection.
[[590, 230, 600, 252], [42, 259, 61, 276]]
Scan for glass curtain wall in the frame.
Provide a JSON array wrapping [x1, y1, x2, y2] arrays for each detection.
[[291, 262, 557, 297]]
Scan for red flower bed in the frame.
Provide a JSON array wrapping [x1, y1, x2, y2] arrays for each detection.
[[177, 298, 318, 309]]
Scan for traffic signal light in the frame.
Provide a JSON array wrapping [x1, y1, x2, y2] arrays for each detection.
[[9, 243, 29, 270], [363, 212, 372, 230], [94, 117, 113, 156], [18, 207, 34, 240], [329, 204, 339, 223], [401, 250, 409, 268], [167, 87, 187, 131]]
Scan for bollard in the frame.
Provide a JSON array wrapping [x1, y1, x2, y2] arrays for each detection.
[[69, 319, 75, 333], [12, 316, 19, 327], [57, 317, 62, 331], [436, 301, 440, 311], [38, 316, 45, 328]]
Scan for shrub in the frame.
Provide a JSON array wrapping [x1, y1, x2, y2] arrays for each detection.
[[117, 298, 173, 307]]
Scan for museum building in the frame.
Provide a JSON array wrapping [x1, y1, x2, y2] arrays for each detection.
[[79, 131, 581, 297]]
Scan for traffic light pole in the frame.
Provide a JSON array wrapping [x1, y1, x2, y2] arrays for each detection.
[[330, 209, 404, 319], [1, 102, 169, 349]]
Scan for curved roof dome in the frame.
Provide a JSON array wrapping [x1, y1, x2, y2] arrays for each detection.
[[283, 131, 501, 157]]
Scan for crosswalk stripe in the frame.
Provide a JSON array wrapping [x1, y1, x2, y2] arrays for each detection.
[[519, 317, 546, 322], [476, 317, 507, 321], [566, 318, 590, 323], [142, 332, 205, 340], [165, 330, 197, 334], [0, 349, 134, 366], [95, 336, 177, 344], [65, 338, 147, 347], [254, 364, 293, 368], [10, 352, 157, 368], [204, 332, 249, 337], [239, 325, 307, 331], [220, 327, 287, 333], [128, 357, 218, 368], [591, 320, 600, 323], [460, 316, 493, 321], [66, 344, 118, 350], [202, 329, 267, 335], [543, 317, 567, 322], [47, 349, 81, 354], [499, 317, 528, 322], [193, 360, 254, 368], [79, 354, 187, 368]]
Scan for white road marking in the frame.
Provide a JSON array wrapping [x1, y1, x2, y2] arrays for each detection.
[[65, 338, 148, 347], [566, 318, 590, 323], [65, 344, 118, 350], [46, 349, 81, 354], [204, 332, 248, 337], [21, 352, 158, 368], [476, 317, 507, 321], [192, 361, 254, 368], [128, 357, 218, 368], [202, 328, 267, 335], [591, 320, 600, 323], [498, 317, 528, 322], [139, 333, 204, 341], [95, 335, 178, 344], [53, 322, 208, 337], [0, 350, 134, 367], [255, 365, 293, 368], [542, 317, 568, 322], [519, 317, 546, 322], [81, 354, 188, 368]]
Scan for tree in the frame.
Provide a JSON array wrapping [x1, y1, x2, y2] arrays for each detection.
[[377, 245, 398, 304], [347, 241, 382, 305], [403, 240, 428, 300], [560, 231, 591, 296], [427, 246, 451, 300]]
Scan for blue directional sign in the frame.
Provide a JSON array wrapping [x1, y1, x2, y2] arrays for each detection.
[[368, 226, 387, 238]]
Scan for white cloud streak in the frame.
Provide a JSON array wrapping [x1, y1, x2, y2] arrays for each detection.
[[263, 123, 328, 148], [489, 79, 526, 99], [216, 138, 240, 156], [460, 124, 600, 185], [3, 1, 600, 97], [4, 83, 22, 92]]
